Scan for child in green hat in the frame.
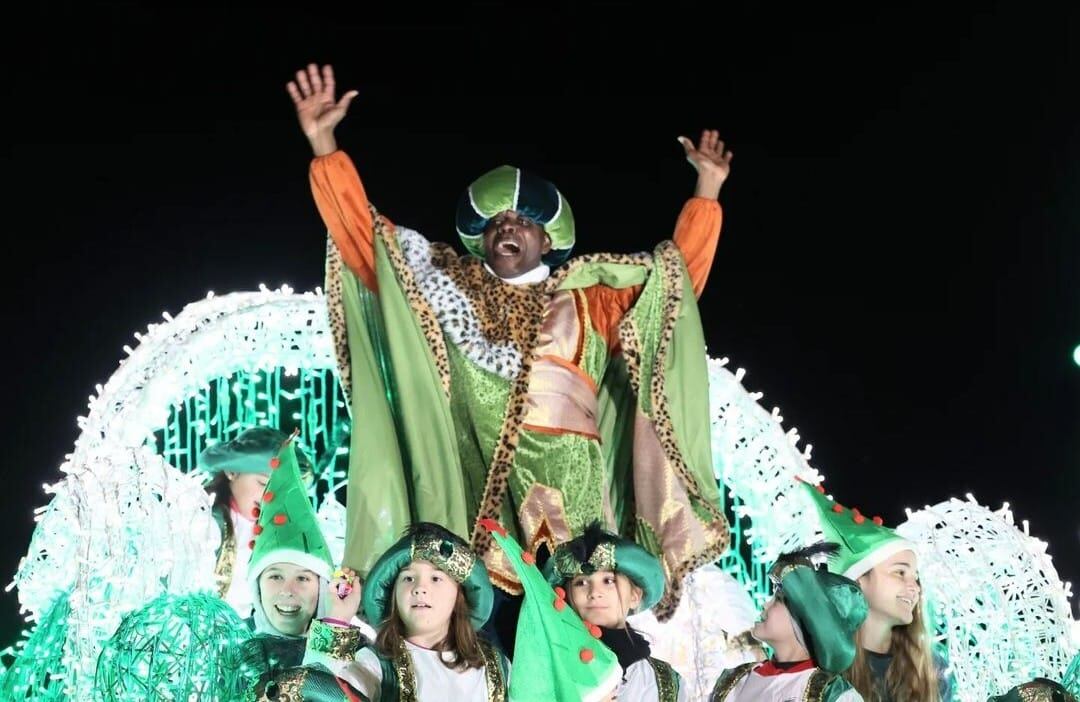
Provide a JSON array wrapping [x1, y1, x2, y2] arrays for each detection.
[[543, 523, 685, 701], [233, 433, 343, 698], [798, 480, 953, 702], [289, 522, 508, 701], [710, 542, 867, 702], [199, 425, 314, 619]]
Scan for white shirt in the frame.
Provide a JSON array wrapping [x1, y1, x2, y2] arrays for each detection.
[[223, 506, 255, 619], [618, 658, 690, 702], [720, 661, 863, 702], [310, 640, 504, 702], [483, 262, 551, 284]]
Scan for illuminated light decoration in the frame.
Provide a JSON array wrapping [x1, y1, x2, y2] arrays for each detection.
[[628, 564, 762, 700], [0, 594, 71, 701], [1063, 651, 1080, 697], [1073, 344, 1080, 368], [898, 495, 1077, 699], [10, 448, 220, 695], [707, 357, 824, 602], [93, 592, 254, 701], [1, 286, 1074, 700]]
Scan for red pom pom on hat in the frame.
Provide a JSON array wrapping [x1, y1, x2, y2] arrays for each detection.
[[579, 648, 594, 663], [832, 503, 844, 513], [522, 552, 536, 565], [273, 514, 287, 526], [873, 516, 884, 526], [262, 491, 275, 503], [554, 598, 566, 612], [269, 457, 281, 469], [554, 586, 566, 599], [253, 524, 263, 535]]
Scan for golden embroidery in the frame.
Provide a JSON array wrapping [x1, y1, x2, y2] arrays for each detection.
[[307, 619, 365, 660], [648, 657, 679, 702], [213, 516, 236, 598], [410, 532, 476, 584], [258, 667, 307, 702]]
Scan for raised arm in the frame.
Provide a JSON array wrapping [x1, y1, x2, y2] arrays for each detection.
[[288, 63, 384, 290], [672, 130, 733, 297]]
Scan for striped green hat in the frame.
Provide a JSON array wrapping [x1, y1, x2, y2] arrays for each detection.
[[455, 165, 575, 266]]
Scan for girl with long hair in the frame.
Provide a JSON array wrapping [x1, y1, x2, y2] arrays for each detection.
[[798, 481, 953, 702], [300, 522, 509, 701]]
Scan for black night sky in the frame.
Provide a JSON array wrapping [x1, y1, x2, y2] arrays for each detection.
[[4, 2, 1078, 644]]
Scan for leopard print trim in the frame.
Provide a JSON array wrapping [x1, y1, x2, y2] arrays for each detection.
[[397, 230, 523, 380], [324, 234, 352, 406], [619, 242, 730, 621], [469, 283, 548, 589], [374, 212, 453, 397]]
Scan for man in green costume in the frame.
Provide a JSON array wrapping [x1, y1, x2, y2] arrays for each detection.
[[287, 62, 733, 623]]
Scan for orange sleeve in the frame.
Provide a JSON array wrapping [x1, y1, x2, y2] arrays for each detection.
[[309, 150, 394, 292], [671, 197, 723, 298], [582, 285, 640, 353]]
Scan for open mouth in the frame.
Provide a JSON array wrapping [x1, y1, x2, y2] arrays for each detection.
[[494, 237, 522, 256], [897, 596, 916, 608], [411, 603, 432, 610], [274, 604, 301, 616]]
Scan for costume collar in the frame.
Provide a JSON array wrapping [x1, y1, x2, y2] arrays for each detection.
[[483, 262, 550, 285], [598, 625, 651, 672], [754, 659, 815, 676]]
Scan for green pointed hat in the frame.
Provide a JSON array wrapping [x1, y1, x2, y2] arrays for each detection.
[[246, 433, 333, 587], [361, 522, 494, 630], [767, 542, 869, 674], [987, 678, 1077, 702], [199, 426, 314, 476], [480, 519, 621, 702], [798, 479, 916, 580], [542, 523, 666, 614], [455, 165, 575, 266]]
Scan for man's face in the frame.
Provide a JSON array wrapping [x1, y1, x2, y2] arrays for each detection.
[[482, 210, 551, 279], [258, 563, 320, 635]]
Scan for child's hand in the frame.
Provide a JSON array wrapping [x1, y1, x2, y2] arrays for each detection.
[[327, 566, 363, 623]]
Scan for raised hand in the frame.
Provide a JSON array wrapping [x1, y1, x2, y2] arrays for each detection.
[[678, 129, 733, 199], [286, 63, 358, 156], [326, 566, 363, 624]]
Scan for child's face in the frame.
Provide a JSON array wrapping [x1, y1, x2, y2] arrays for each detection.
[[227, 471, 268, 514], [259, 563, 320, 635], [567, 570, 642, 629], [858, 549, 921, 626], [394, 560, 460, 638], [751, 595, 795, 646]]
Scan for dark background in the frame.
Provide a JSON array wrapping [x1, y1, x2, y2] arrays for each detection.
[[4, 2, 1077, 644]]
